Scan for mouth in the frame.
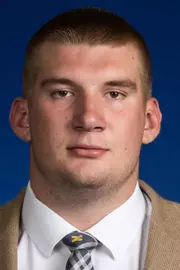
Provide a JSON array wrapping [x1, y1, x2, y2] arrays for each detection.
[[67, 144, 108, 158]]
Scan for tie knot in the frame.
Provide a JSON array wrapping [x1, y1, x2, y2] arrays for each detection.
[[62, 231, 98, 252]]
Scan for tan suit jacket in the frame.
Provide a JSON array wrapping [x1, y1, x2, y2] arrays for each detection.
[[0, 180, 180, 270]]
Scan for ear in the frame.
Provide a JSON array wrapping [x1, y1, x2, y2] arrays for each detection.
[[9, 97, 31, 143], [142, 98, 162, 144]]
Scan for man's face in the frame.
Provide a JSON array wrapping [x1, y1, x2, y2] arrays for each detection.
[[22, 43, 158, 190]]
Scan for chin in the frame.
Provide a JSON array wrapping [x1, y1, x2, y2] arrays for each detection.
[[61, 169, 107, 189]]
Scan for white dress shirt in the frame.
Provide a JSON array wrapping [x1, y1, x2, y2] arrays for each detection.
[[18, 181, 152, 270]]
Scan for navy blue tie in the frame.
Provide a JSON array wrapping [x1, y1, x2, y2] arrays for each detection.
[[62, 231, 98, 270]]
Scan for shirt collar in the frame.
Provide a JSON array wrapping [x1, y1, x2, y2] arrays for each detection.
[[22, 181, 76, 257], [88, 182, 147, 260], [22, 181, 146, 260]]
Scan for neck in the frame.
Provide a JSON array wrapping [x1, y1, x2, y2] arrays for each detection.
[[30, 171, 138, 231]]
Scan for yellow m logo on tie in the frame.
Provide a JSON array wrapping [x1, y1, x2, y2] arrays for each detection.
[[71, 235, 83, 243]]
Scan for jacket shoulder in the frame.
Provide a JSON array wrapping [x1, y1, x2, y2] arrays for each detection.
[[0, 188, 26, 227], [140, 180, 180, 239]]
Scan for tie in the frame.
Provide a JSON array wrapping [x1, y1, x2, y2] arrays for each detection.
[[62, 230, 98, 270]]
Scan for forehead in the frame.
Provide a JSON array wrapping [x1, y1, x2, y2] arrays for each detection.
[[37, 42, 141, 83]]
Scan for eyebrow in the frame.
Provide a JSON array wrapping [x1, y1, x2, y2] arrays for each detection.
[[104, 80, 137, 91], [40, 78, 80, 89], [40, 77, 137, 91]]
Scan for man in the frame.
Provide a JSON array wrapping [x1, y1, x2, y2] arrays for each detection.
[[1, 6, 180, 270]]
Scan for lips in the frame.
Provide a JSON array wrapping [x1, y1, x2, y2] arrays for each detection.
[[68, 144, 107, 150], [67, 144, 108, 157]]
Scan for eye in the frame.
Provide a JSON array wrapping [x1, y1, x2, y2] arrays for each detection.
[[107, 91, 126, 99], [51, 90, 73, 98]]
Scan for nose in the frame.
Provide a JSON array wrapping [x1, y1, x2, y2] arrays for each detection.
[[71, 94, 107, 132]]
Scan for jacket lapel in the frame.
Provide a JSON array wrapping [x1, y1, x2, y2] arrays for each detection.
[[144, 221, 180, 270], [140, 181, 180, 270], [0, 189, 25, 270]]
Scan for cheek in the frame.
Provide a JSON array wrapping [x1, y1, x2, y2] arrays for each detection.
[[31, 102, 69, 138], [113, 107, 145, 144]]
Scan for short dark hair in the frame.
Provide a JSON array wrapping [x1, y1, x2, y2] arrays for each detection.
[[22, 7, 152, 100]]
